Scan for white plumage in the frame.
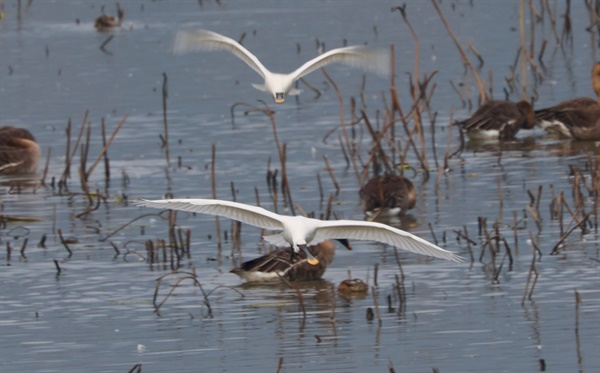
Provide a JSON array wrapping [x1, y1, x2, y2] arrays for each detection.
[[135, 198, 462, 264], [174, 29, 389, 103]]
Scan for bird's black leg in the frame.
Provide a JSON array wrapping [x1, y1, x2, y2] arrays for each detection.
[[289, 246, 296, 262]]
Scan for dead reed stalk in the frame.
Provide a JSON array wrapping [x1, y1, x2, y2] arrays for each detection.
[[521, 231, 540, 305], [211, 144, 222, 256], [431, 0, 487, 101], [161, 72, 170, 166], [85, 115, 127, 182], [371, 286, 382, 327]]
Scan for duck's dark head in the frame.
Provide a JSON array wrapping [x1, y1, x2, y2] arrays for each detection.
[[516, 100, 536, 129]]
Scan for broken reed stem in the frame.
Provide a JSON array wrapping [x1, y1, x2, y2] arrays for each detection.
[[5, 242, 11, 262], [230, 101, 273, 126], [371, 286, 382, 327], [275, 357, 284, 373], [74, 189, 102, 218], [53, 259, 61, 275], [79, 123, 92, 198], [428, 222, 439, 246], [463, 225, 475, 264], [320, 68, 360, 183], [153, 271, 213, 317], [60, 110, 88, 186], [513, 210, 519, 255], [281, 144, 295, 215], [396, 5, 429, 171], [211, 143, 222, 256], [100, 119, 110, 183], [57, 229, 73, 257], [40, 146, 51, 187], [322, 155, 340, 196], [497, 178, 504, 220], [373, 263, 379, 287], [162, 72, 170, 166], [431, 0, 487, 101], [550, 212, 591, 255], [574, 288, 582, 333], [521, 231, 540, 305], [86, 115, 127, 180], [259, 100, 293, 213], [519, 0, 528, 97], [393, 247, 407, 313], [316, 173, 324, 207]]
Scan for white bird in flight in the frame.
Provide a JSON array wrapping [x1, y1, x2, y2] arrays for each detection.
[[135, 198, 462, 264], [174, 29, 390, 104]]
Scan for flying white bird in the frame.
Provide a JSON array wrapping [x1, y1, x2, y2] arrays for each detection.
[[135, 198, 462, 264], [173, 29, 389, 104]]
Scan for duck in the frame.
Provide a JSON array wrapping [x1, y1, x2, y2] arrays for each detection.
[[455, 100, 536, 140], [0, 126, 41, 175], [135, 198, 462, 263], [534, 62, 600, 141], [94, 3, 124, 31], [337, 278, 368, 294], [173, 29, 389, 104], [359, 174, 416, 218], [230, 239, 352, 283]]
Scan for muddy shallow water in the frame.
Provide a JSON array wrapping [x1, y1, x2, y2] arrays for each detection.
[[1, 1, 599, 372]]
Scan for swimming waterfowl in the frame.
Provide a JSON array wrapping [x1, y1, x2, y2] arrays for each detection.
[[535, 62, 600, 141], [455, 100, 536, 140], [360, 174, 416, 218], [173, 29, 389, 104], [0, 127, 41, 175], [337, 278, 369, 294], [230, 239, 352, 283], [135, 198, 462, 263], [94, 3, 124, 31]]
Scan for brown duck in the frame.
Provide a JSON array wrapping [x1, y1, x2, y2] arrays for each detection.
[[535, 62, 600, 141], [95, 3, 125, 31], [455, 100, 535, 140], [0, 127, 41, 175], [230, 239, 352, 283], [360, 174, 416, 218]]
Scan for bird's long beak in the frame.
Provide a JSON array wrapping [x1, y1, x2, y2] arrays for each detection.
[[299, 245, 319, 265], [275, 92, 285, 104]]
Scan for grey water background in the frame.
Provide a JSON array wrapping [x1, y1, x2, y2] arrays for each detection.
[[1, 0, 599, 372]]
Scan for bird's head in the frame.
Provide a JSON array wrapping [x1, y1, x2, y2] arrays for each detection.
[[275, 92, 285, 104], [266, 73, 293, 104], [293, 240, 319, 266]]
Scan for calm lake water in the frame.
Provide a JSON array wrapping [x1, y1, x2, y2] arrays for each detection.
[[1, 1, 599, 372]]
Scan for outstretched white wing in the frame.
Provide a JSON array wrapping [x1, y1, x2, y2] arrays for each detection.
[[136, 198, 284, 231], [174, 30, 270, 79], [290, 45, 389, 82], [312, 219, 462, 262]]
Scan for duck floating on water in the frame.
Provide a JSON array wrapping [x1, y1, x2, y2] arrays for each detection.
[[360, 174, 416, 218], [0, 126, 41, 176], [230, 239, 351, 283], [455, 100, 535, 140], [535, 62, 600, 141], [95, 3, 125, 31]]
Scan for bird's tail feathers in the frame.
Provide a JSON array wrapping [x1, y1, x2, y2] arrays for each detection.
[[287, 87, 302, 96]]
